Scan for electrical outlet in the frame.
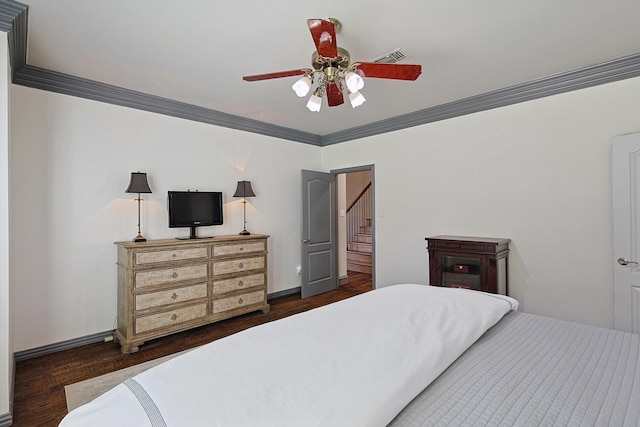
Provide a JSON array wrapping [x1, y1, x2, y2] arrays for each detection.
[[296, 266, 302, 275]]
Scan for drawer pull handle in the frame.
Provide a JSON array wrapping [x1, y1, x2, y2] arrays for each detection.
[[171, 314, 178, 321], [238, 280, 243, 287], [240, 247, 244, 251], [171, 293, 178, 300], [238, 298, 243, 304], [171, 272, 178, 279], [239, 263, 244, 268]]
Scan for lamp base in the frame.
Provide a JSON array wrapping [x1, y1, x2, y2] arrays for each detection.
[[133, 234, 147, 242], [239, 229, 251, 236]]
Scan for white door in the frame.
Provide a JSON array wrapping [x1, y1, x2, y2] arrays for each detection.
[[612, 132, 640, 333]]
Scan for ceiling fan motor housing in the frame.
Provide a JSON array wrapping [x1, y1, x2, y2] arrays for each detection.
[[311, 47, 351, 72]]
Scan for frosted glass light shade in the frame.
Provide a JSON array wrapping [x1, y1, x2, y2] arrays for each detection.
[[348, 91, 366, 108], [345, 71, 364, 93], [306, 94, 322, 112], [292, 76, 312, 97]]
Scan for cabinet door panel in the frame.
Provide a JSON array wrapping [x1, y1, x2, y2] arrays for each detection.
[[213, 273, 265, 295], [213, 290, 265, 314], [135, 303, 208, 334], [134, 263, 208, 288], [135, 246, 208, 265], [213, 241, 265, 257], [135, 283, 208, 311], [213, 256, 265, 276]]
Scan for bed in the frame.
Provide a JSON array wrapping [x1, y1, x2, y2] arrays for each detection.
[[59, 284, 640, 426]]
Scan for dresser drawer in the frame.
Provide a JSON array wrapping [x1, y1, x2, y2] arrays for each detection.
[[134, 263, 208, 289], [213, 290, 265, 314], [212, 256, 264, 276], [135, 246, 208, 265], [430, 241, 490, 253], [213, 241, 265, 257], [135, 302, 208, 334], [212, 273, 264, 295], [135, 282, 208, 311]]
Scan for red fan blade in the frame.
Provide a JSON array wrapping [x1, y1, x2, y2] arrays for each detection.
[[243, 69, 310, 82], [353, 63, 422, 80], [307, 19, 338, 58], [325, 83, 344, 107]]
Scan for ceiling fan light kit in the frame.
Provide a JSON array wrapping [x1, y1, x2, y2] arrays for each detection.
[[306, 91, 323, 112], [243, 18, 421, 112], [345, 71, 365, 93], [348, 91, 366, 108], [292, 75, 313, 97]]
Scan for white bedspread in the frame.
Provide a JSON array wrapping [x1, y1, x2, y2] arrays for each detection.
[[60, 284, 517, 427]]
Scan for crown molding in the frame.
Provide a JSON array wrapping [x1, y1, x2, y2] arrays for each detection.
[[13, 64, 323, 145], [321, 52, 640, 146], [0, 0, 27, 75], [1, 0, 639, 146]]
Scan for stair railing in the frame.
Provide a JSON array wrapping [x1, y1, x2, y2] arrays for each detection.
[[346, 183, 372, 247]]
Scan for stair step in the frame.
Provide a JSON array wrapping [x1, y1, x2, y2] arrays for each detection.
[[347, 242, 372, 253], [359, 226, 372, 235], [364, 218, 372, 227], [347, 250, 372, 264], [354, 233, 372, 244], [347, 263, 372, 274]]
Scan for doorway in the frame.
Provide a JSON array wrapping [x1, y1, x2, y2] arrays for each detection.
[[334, 165, 375, 288], [300, 165, 375, 298]]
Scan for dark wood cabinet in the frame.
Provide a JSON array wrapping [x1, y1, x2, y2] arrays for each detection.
[[426, 235, 510, 295]]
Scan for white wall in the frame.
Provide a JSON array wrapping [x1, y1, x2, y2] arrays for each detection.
[[323, 76, 640, 328], [9, 73, 640, 352], [0, 31, 12, 417], [10, 85, 322, 352], [346, 170, 371, 206]]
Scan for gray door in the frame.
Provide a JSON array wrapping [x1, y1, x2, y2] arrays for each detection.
[[301, 170, 338, 298]]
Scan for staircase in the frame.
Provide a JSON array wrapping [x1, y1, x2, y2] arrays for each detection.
[[347, 218, 372, 274]]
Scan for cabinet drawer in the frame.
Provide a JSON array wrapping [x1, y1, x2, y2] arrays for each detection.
[[431, 241, 490, 253], [134, 302, 207, 334], [135, 246, 208, 265], [212, 256, 264, 276], [213, 241, 265, 257], [212, 273, 265, 295], [135, 282, 208, 311], [134, 263, 208, 289], [213, 290, 265, 314]]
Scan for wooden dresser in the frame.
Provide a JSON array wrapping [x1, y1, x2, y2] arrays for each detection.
[[114, 235, 270, 353]]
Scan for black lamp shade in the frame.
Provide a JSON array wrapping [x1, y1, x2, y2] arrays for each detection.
[[233, 181, 256, 198], [126, 172, 152, 194]]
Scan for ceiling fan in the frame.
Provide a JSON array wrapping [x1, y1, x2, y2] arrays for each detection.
[[242, 18, 422, 112]]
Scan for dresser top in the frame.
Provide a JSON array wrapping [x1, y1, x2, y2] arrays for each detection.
[[425, 235, 510, 244], [115, 234, 270, 248]]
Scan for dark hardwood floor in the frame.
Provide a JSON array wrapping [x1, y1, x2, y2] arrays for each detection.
[[11, 272, 372, 427]]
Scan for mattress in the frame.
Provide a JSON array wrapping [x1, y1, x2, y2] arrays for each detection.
[[389, 310, 640, 426]]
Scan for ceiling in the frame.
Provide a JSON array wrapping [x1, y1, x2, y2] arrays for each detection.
[[18, 0, 640, 137]]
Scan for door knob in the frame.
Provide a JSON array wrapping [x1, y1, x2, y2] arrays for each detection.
[[302, 239, 310, 243], [618, 257, 638, 266]]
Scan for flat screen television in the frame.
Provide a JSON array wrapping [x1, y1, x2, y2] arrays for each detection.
[[168, 190, 223, 239]]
